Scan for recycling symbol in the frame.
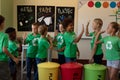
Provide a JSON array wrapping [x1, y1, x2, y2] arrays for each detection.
[[106, 41, 112, 50], [57, 36, 63, 45]]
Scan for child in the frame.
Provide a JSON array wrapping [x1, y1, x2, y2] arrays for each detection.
[[5, 27, 22, 80], [36, 24, 53, 64], [95, 22, 120, 80], [85, 18, 103, 64], [36, 25, 53, 78], [54, 23, 65, 64], [23, 22, 40, 80], [62, 18, 84, 63], [0, 15, 19, 80]]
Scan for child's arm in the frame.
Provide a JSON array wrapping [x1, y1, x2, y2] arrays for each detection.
[[54, 30, 58, 37], [85, 21, 90, 36], [17, 37, 22, 52], [77, 46, 80, 58], [57, 46, 65, 52], [90, 31, 105, 62], [3, 47, 19, 64], [47, 34, 53, 49], [22, 32, 27, 44], [74, 25, 84, 43]]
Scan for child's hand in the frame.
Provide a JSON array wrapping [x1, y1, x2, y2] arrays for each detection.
[[49, 45, 53, 50], [86, 20, 90, 27], [54, 30, 58, 37], [87, 20, 90, 25], [77, 51, 80, 58], [13, 57, 19, 64], [98, 30, 105, 34], [89, 58, 94, 64], [81, 24, 84, 33], [17, 37, 22, 44], [23, 33, 27, 40], [57, 49, 63, 52], [100, 30, 105, 34], [47, 34, 53, 40]]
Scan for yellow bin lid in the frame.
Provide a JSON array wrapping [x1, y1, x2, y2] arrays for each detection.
[[37, 62, 60, 69]]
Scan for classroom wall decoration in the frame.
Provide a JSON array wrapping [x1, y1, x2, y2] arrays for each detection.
[[37, 6, 55, 32], [78, 0, 119, 39], [56, 7, 75, 30], [17, 5, 35, 31], [87, 1, 118, 8]]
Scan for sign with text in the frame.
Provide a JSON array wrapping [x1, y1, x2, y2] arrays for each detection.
[[17, 5, 35, 31], [37, 6, 55, 32], [56, 7, 75, 30]]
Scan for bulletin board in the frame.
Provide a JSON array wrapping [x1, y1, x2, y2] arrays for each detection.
[[17, 5, 35, 31], [37, 6, 55, 32], [56, 7, 75, 30], [78, 0, 119, 39]]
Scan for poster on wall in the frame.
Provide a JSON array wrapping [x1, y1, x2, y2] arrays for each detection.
[[37, 6, 55, 32], [17, 5, 35, 31], [56, 7, 75, 30]]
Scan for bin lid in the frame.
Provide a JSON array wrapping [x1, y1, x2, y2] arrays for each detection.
[[37, 62, 60, 69], [84, 63, 107, 70], [61, 62, 83, 69]]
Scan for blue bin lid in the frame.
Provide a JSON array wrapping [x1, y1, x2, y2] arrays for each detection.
[[61, 62, 83, 69], [84, 63, 107, 70]]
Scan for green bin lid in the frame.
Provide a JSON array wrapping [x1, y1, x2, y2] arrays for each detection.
[[84, 63, 107, 70], [37, 62, 60, 69]]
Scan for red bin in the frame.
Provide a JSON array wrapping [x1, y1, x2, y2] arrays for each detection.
[[60, 62, 83, 80]]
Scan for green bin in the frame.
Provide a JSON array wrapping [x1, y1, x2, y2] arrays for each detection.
[[84, 64, 107, 80]]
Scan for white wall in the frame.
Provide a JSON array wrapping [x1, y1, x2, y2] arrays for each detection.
[[0, 0, 13, 30]]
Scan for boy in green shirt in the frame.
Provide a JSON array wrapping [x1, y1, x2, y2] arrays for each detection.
[[62, 18, 84, 63], [36, 25, 53, 78], [54, 23, 65, 64], [23, 23, 40, 80], [85, 18, 103, 64], [96, 22, 120, 80], [5, 27, 22, 80], [0, 15, 19, 80], [36, 24, 53, 63]]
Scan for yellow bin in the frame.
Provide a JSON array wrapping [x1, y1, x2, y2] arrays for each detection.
[[37, 62, 60, 80]]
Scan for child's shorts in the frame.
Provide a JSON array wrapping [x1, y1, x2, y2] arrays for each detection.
[[93, 54, 103, 64], [107, 60, 120, 69]]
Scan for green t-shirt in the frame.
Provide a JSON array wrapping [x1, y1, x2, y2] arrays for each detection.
[[100, 36, 120, 60], [63, 32, 77, 58], [55, 33, 65, 55], [0, 32, 9, 61], [36, 37, 50, 59], [25, 33, 40, 58], [8, 40, 19, 57], [89, 32, 103, 55]]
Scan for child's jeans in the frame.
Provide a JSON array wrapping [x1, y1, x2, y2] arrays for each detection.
[[0, 61, 11, 80], [36, 58, 47, 64], [26, 57, 38, 80], [8, 58, 17, 76], [65, 57, 76, 63], [58, 54, 65, 64], [36, 58, 46, 79]]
